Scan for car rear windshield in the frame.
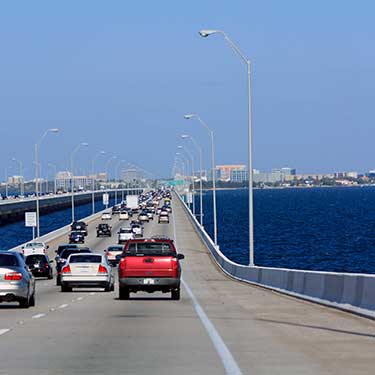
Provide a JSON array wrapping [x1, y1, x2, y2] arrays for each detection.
[[125, 242, 174, 256], [26, 255, 47, 264], [108, 246, 123, 251], [69, 255, 102, 263], [0, 254, 19, 267], [25, 242, 43, 248], [61, 249, 90, 259]]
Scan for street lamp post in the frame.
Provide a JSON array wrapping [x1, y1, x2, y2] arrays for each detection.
[[48, 163, 57, 194], [176, 152, 191, 209], [181, 134, 204, 226], [70, 142, 89, 223], [184, 114, 218, 246], [91, 151, 106, 214], [104, 156, 117, 209], [12, 158, 24, 196], [115, 159, 125, 206], [178, 145, 196, 216], [199, 29, 254, 266], [34, 128, 60, 238]]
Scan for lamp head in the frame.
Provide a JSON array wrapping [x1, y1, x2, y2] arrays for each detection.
[[177, 145, 183, 149], [199, 29, 218, 38], [81, 142, 89, 147], [184, 114, 196, 120], [49, 128, 60, 133], [181, 134, 189, 139]]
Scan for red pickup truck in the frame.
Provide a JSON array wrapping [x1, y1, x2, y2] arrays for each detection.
[[118, 238, 185, 300]]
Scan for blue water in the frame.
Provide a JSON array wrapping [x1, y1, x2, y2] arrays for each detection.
[[0, 198, 116, 250], [2, 187, 375, 274], [195, 187, 375, 274]]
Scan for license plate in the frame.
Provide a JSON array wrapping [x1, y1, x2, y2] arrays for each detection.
[[143, 278, 155, 285]]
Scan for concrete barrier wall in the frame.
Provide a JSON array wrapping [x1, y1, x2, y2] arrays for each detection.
[[176, 192, 375, 319]]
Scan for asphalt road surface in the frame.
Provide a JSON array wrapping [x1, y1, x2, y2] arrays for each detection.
[[0, 197, 374, 375]]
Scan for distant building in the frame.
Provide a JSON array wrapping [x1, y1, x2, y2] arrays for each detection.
[[121, 167, 144, 183], [230, 169, 248, 183], [56, 171, 92, 191], [7, 176, 23, 184], [216, 165, 247, 182]]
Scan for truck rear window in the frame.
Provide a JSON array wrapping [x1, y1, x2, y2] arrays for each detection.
[[125, 242, 174, 256]]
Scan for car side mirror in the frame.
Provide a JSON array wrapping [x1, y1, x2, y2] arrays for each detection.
[[177, 254, 185, 260]]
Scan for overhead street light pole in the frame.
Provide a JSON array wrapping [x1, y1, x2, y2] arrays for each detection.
[[48, 163, 57, 194], [91, 151, 106, 214], [70, 142, 89, 223], [104, 156, 117, 209], [178, 145, 196, 216], [181, 134, 204, 226], [199, 29, 254, 265], [184, 114, 218, 246], [115, 159, 125, 206], [12, 158, 24, 196], [34, 128, 60, 238]]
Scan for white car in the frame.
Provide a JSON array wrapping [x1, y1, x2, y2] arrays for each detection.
[[21, 242, 49, 256], [158, 212, 170, 224], [118, 227, 135, 244], [104, 245, 124, 265], [131, 224, 143, 237], [101, 212, 112, 220], [138, 212, 149, 222], [60, 253, 114, 292], [119, 211, 129, 220]]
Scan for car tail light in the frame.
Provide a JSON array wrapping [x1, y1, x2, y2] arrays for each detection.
[[98, 265, 107, 274], [106, 252, 112, 257], [4, 272, 23, 281], [62, 265, 71, 274]]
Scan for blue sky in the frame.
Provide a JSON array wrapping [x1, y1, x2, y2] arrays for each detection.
[[0, 0, 374, 179]]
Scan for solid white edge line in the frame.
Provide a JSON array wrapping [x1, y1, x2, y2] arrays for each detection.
[[173, 198, 242, 375], [0, 329, 10, 336]]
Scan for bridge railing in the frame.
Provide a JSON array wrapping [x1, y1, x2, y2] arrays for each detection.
[[176, 192, 375, 319]]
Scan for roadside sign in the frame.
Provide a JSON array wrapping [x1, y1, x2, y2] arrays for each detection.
[[25, 212, 37, 227], [103, 193, 109, 205]]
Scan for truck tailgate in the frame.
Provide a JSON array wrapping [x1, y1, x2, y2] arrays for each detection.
[[122, 256, 176, 277]]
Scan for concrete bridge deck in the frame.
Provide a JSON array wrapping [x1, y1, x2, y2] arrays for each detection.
[[0, 195, 373, 374]]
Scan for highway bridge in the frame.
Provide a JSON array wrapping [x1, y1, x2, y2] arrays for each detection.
[[0, 193, 374, 374], [0, 188, 144, 224]]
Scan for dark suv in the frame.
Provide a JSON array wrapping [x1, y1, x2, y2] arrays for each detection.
[[71, 221, 88, 236], [96, 223, 112, 237]]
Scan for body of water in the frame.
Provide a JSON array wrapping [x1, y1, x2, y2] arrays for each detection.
[[195, 187, 375, 274], [0, 198, 116, 250]]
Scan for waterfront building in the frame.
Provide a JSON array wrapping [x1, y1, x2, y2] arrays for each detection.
[[216, 164, 247, 182]]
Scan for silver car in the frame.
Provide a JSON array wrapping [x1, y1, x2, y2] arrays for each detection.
[[0, 252, 36, 308], [60, 253, 114, 292]]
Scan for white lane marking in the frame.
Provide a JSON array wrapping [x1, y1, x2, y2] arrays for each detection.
[[0, 329, 10, 336], [58, 304, 69, 309], [173, 199, 242, 375], [89, 292, 96, 295], [49, 308, 56, 312], [76, 297, 84, 301], [32, 313, 46, 319]]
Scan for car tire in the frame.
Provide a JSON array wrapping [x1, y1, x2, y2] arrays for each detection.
[[19, 298, 30, 308], [171, 288, 180, 300], [56, 276, 61, 286], [48, 273, 53, 280], [111, 283, 115, 292], [119, 286, 129, 300], [104, 283, 111, 292], [29, 293, 36, 307], [61, 285, 72, 293]]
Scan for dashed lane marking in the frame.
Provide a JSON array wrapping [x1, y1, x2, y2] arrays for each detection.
[[0, 329, 10, 336], [58, 304, 69, 309], [32, 313, 46, 319]]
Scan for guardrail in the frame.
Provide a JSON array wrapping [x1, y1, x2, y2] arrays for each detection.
[[10, 207, 110, 252], [176, 192, 375, 319]]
